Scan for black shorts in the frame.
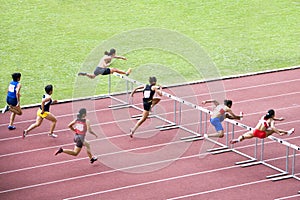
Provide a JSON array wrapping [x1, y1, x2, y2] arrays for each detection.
[[74, 134, 85, 148], [6, 96, 18, 106], [143, 100, 152, 111], [94, 67, 111, 76]]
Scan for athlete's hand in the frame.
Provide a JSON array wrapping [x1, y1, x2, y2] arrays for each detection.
[[53, 100, 58, 104]]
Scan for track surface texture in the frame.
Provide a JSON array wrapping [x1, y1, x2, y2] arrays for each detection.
[[0, 68, 299, 200]]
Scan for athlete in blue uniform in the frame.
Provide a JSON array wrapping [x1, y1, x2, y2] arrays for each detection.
[[2, 73, 22, 130], [23, 85, 58, 138], [129, 77, 162, 138]]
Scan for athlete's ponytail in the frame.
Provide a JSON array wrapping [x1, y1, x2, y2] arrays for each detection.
[[264, 109, 275, 120], [104, 48, 116, 56], [149, 76, 157, 85], [77, 108, 87, 119]]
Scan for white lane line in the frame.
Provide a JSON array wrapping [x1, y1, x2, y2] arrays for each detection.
[[275, 194, 300, 200], [1, 77, 299, 127], [167, 179, 270, 200], [0, 150, 298, 196], [0, 152, 214, 194], [64, 166, 244, 200]]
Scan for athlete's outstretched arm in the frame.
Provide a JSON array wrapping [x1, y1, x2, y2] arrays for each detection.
[[202, 99, 219, 106], [131, 85, 145, 97]]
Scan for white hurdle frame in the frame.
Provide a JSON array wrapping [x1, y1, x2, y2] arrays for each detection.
[[109, 72, 299, 183]]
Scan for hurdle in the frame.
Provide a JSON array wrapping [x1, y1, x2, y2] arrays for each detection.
[[227, 119, 300, 181], [109, 73, 250, 158], [109, 73, 178, 130], [109, 72, 299, 182], [110, 73, 220, 139]]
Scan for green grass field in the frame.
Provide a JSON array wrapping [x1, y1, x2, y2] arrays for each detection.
[[1, 0, 299, 107]]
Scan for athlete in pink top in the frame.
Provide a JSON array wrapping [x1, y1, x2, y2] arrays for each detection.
[[230, 109, 295, 144]]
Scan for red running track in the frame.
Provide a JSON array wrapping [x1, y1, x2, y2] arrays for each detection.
[[0, 68, 300, 200]]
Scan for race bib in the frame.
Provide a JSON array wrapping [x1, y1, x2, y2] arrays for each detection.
[[75, 123, 84, 132], [8, 84, 15, 92], [144, 90, 151, 98]]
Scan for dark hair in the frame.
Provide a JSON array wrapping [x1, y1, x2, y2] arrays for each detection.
[[12, 73, 21, 82], [77, 108, 87, 119], [224, 99, 232, 107], [45, 85, 53, 94], [149, 76, 157, 84], [264, 109, 275, 120], [104, 48, 116, 56]]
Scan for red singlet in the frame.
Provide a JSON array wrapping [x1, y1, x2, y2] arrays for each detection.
[[74, 119, 87, 135]]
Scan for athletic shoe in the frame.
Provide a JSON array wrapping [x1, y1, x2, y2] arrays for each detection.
[[90, 156, 98, 164], [23, 130, 27, 139], [230, 139, 239, 144], [287, 128, 295, 136], [2, 105, 9, 114], [78, 72, 87, 76], [8, 126, 16, 130], [49, 133, 58, 138], [129, 129, 134, 138], [55, 147, 63, 156]]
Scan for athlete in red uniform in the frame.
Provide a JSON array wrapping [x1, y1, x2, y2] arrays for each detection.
[[230, 109, 295, 144], [55, 108, 98, 164]]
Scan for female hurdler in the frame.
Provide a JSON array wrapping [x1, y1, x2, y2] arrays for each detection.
[[78, 48, 131, 79], [129, 77, 162, 138], [230, 109, 295, 144]]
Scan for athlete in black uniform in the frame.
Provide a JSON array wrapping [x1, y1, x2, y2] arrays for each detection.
[[129, 77, 162, 138]]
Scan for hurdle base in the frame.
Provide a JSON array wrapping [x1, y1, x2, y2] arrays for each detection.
[[207, 146, 228, 153], [108, 103, 130, 109], [181, 134, 201, 140], [235, 159, 257, 165], [158, 125, 180, 131], [241, 161, 262, 168], [211, 148, 232, 155], [156, 123, 179, 131], [132, 114, 155, 120], [181, 136, 204, 142], [266, 172, 289, 180]]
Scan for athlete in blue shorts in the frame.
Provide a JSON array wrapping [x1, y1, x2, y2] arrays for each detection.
[[129, 77, 162, 138], [202, 99, 243, 138], [2, 73, 22, 130]]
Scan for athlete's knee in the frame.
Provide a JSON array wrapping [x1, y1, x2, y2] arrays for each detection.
[[218, 132, 224, 138]]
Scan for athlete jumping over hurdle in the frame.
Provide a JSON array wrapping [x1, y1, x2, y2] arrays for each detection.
[[129, 77, 162, 138], [202, 99, 243, 138], [78, 48, 131, 79], [230, 109, 295, 144]]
